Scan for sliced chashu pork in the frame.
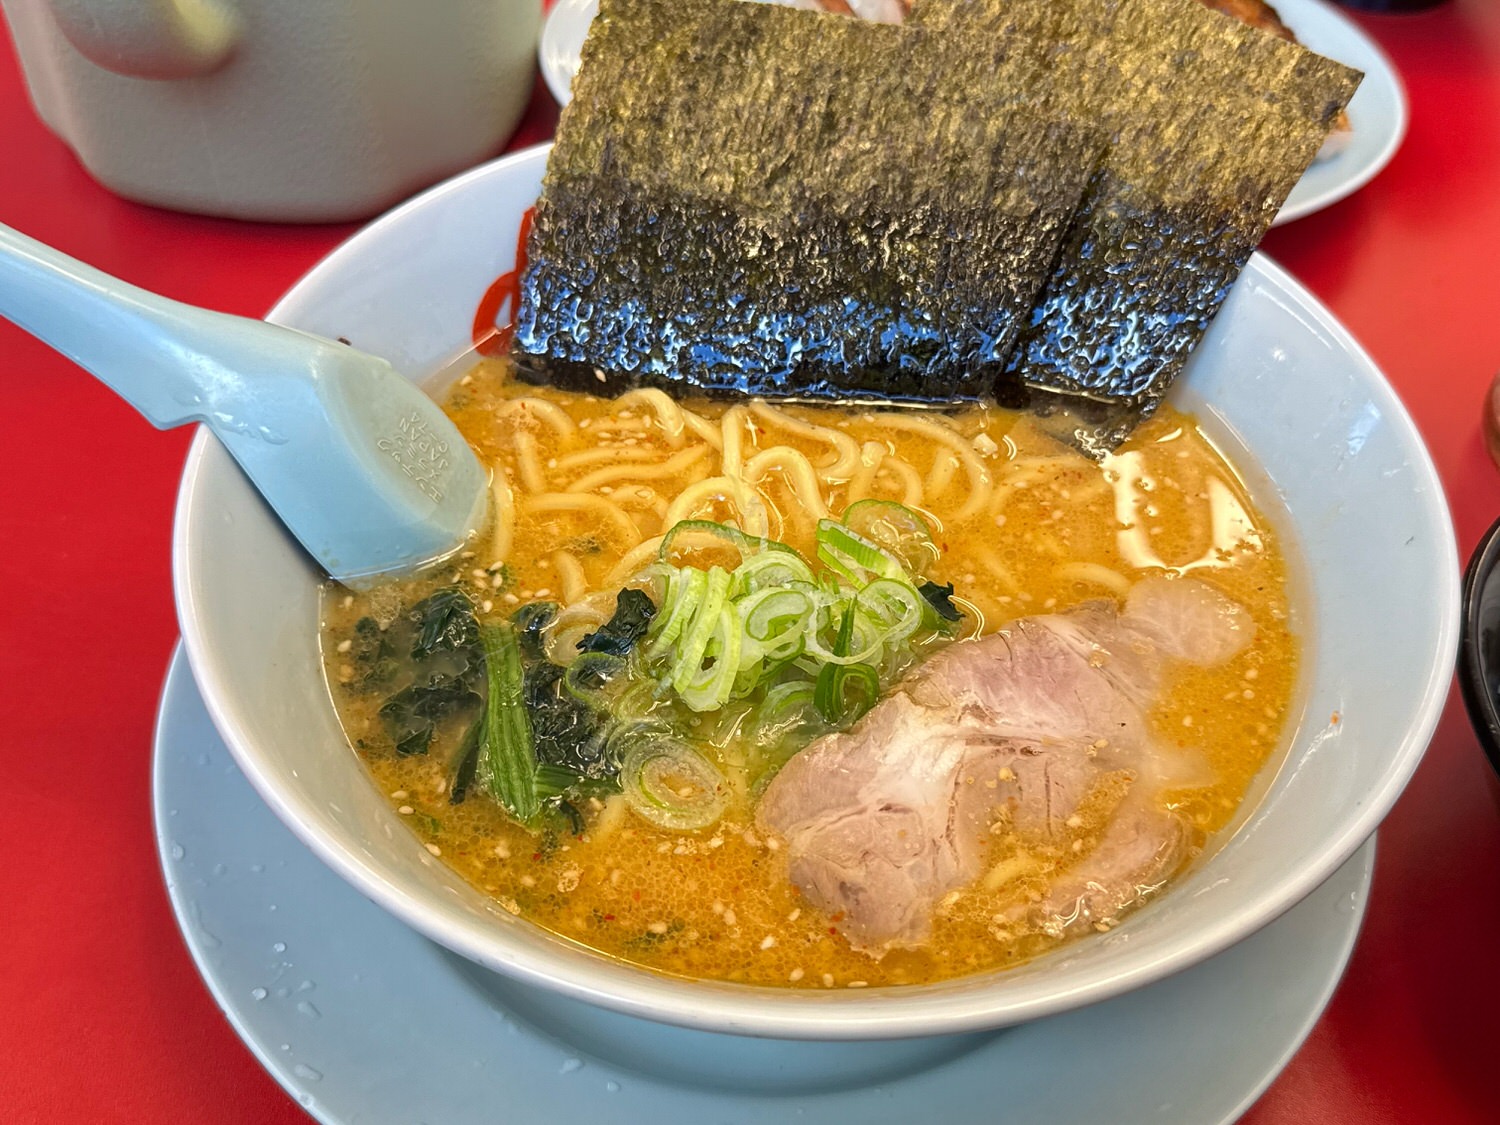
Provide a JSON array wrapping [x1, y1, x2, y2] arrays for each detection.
[[756, 576, 1252, 952]]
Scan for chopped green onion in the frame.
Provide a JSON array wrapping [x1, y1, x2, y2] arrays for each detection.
[[562, 651, 629, 709], [814, 660, 881, 727], [731, 549, 817, 596], [660, 519, 795, 568], [816, 519, 907, 585], [648, 565, 708, 657], [841, 499, 939, 575], [676, 605, 742, 712], [856, 578, 927, 647], [739, 587, 815, 660], [669, 566, 733, 694], [638, 518, 964, 737], [620, 736, 727, 830], [477, 624, 540, 823], [812, 603, 881, 725]]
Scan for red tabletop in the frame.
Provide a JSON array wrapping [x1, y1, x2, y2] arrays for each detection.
[[4, 4, 1499, 1122]]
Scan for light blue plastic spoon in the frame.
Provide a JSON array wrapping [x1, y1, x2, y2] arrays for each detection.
[[0, 222, 488, 585]]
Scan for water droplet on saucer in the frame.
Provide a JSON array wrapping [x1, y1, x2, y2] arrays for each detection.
[[293, 1063, 323, 1082], [559, 1058, 583, 1075], [170, 843, 185, 860], [605, 1081, 620, 1093], [272, 942, 286, 953], [251, 988, 267, 1001]]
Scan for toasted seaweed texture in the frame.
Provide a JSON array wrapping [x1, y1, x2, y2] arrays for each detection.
[[514, 0, 1360, 451], [511, 0, 1101, 402], [912, 0, 1362, 452]]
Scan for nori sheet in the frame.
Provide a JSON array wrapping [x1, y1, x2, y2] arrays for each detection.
[[911, 0, 1362, 452], [511, 0, 1102, 402]]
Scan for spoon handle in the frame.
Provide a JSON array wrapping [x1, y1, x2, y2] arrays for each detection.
[[0, 220, 489, 582], [0, 220, 304, 431]]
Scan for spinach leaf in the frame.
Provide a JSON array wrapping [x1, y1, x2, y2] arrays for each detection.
[[410, 587, 481, 659], [346, 616, 398, 693], [511, 601, 558, 661], [379, 671, 479, 756], [918, 580, 963, 623], [577, 588, 657, 656], [477, 623, 540, 821], [524, 659, 614, 776], [447, 717, 483, 805], [376, 588, 484, 757]]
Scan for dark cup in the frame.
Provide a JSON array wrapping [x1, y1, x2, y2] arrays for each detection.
[[1459, 516, 1500, 782]]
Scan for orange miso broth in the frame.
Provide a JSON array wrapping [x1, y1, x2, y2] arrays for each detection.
[[318, 357, 1298, 988]]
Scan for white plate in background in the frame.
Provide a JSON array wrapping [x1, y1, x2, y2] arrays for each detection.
[[537, 0, 1407, 227]]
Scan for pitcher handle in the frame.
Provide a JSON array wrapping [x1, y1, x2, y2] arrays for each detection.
[[44, 0, 242, 79]]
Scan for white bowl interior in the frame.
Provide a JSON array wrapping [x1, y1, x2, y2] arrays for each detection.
[[174, 144, 1458, 1039]]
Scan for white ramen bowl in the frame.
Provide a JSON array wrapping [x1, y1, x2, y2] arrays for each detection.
[[174, 144, 1458, 1040]]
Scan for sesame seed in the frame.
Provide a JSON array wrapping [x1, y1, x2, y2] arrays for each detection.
[[822, 973, 835, 988], [494, 844, 510, 860], [1065, 814, 1084, 828], [391, 790, 409, 799], [790, 968, 805, 982], [709, 837, 724, 848], [847, 981, 868, 989], [648, 921, 669, 935], [723, 909, 737, 926], [341, 595, 354, 609], [711, 900, 725, 914], [425, 843, 442, 857], [398, 805, 414, 815], [336, 639, 352, 654], [534, 588, 552, 598], [760, 935, 776, 950], [482, 600, 494, 613], [787, 908, 801, 922], [520, 875, 536, 888]]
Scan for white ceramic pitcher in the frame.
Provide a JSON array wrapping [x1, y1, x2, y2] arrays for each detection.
[[1, 0, 540, 221]]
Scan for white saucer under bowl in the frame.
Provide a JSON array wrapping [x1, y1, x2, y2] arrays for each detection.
[[538, 0, 1406, 227], [155, 645, 1374, 1125]]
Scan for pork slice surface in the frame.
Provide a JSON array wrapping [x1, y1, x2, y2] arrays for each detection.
[[755, 577, 1250, 952]]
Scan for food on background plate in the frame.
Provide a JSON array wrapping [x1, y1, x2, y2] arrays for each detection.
[[316, 0, 1344, 987]]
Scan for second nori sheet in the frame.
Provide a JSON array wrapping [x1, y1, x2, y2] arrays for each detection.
[[511, 0, 1101, 402], [912, 0, 1363, 452]]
